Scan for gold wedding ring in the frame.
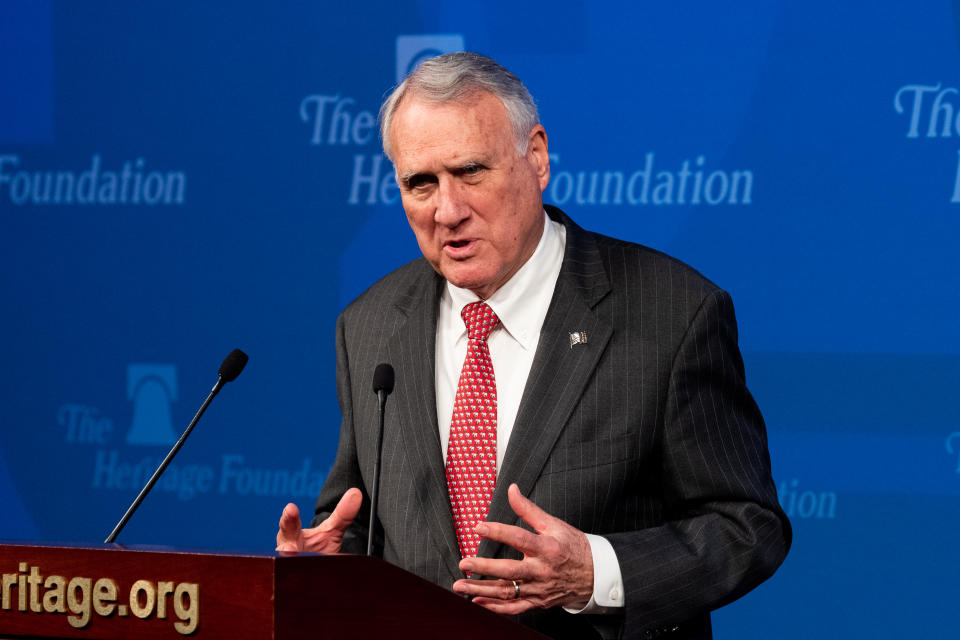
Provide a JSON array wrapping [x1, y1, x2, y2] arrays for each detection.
[[512, 580, 520, 599]]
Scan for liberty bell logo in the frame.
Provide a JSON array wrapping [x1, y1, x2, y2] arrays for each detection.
[[395, 34, 465, 83], [947, 431, 960, 474], [125, 364, 178, 446]]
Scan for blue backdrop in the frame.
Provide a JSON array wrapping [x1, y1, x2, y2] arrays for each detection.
[[2, 1, 958, 637]]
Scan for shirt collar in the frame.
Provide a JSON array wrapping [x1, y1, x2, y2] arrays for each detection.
[[445, 211, 566, 351]]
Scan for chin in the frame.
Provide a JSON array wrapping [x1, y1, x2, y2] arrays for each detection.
[[442, 271, 489, 295], [440, 265, 474, 284]]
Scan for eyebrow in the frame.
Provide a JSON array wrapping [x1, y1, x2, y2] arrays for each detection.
[[396, 158, 490, 188], [397, 170, 422, 186]]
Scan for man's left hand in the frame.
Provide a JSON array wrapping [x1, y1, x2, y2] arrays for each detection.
[[452, 483, 595, 614]]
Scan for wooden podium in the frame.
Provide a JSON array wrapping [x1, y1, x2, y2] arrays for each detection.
[[0, 543, 546, 639]]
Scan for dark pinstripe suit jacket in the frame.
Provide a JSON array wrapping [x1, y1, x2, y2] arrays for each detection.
[[313, 206, 791, 640]]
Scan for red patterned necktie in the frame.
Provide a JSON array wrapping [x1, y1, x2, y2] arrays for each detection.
[[446, 301, 500, 559]]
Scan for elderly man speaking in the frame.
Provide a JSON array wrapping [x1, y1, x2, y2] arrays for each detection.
[[277, 52, 790, 640]]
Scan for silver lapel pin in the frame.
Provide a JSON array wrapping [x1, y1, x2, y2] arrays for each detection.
[[569, 331, 588, 348]]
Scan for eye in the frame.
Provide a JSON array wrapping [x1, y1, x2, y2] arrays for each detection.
[[405, 174, 437, 191], [459, 163, 486, 178]]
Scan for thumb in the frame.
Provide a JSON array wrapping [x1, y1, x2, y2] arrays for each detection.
[[325, 487, 363, 532]]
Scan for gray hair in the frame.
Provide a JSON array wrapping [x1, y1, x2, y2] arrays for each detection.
[[379, 52, 540, 161]]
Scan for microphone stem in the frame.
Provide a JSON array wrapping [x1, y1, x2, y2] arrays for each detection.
[[367, 389, 387, 556], [105, 377, 225, 544]]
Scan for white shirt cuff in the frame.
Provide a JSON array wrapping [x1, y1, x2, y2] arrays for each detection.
[[562, 533, 625, 614]]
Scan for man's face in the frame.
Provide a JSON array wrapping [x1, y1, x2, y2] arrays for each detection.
[[389, 91, 550, 299]]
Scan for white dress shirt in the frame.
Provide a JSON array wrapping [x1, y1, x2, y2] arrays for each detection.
[[435, 212, 625, 613]]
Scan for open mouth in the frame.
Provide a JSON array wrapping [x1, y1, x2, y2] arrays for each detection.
[[448, 240, 470, 248]]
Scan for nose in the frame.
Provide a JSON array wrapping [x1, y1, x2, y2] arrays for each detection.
[[434, 179, 470, 228]]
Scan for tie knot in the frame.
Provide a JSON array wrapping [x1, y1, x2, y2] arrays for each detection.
[[461, 301, 500, 342]]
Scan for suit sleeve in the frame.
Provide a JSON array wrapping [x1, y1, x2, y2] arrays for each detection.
[[605, 289, 791, 638], [310, 311, 375, 554]]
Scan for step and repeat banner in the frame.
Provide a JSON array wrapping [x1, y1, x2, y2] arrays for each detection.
[[1, 1, 958, 637]]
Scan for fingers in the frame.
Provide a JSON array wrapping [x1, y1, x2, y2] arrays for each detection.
[[506, 483, 553, 534], [455, 569, 569, 615], [324, 487, 362, 532], [453, 577, 537, 614], [276, 503, 303, 551], [470, 596, 534, 615], [453, 578, 521, 601], [458, 486, 560, 570], [458, 556, 525, 581], [276, 488, 363, 554], [453, 486, 595, 612], [473, 520, 542, 556]]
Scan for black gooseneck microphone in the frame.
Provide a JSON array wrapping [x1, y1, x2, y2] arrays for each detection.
[[105, 349, 249, 544], [367, 363, 395, 556]]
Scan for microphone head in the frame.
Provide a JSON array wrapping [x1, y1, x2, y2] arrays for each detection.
[[372, 363, 395, 395], [218, 349, 249, 382]]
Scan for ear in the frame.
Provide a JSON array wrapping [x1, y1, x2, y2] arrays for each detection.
[[525, 125, 550, 192]]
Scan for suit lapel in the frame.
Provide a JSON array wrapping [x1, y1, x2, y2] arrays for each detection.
[[480, 210, 613, 558], [386, 268, 463, 580]]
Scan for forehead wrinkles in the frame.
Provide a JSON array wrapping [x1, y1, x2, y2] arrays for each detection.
[[390, 93, 514, 171]]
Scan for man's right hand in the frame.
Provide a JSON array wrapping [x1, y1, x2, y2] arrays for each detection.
[[275, 487, 363, 553]]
